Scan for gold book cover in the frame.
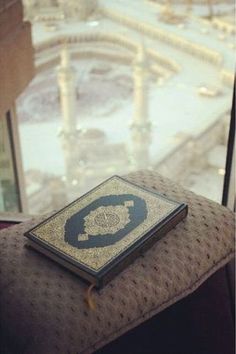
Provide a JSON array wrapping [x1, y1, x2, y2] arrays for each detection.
[[25, 176, 188, 288]]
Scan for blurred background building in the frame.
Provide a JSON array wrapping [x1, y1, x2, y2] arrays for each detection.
[[0, 0, 235, 214]]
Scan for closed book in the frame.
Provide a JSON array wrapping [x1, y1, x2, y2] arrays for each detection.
[[24, 176, 188, 288]]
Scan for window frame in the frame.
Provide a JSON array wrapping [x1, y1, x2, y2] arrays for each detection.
[[0, 107, 28, 214]]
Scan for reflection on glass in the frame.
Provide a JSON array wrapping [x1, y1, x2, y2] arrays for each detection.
[[0, 114, 20, 212], [15, 0, 234, 214]]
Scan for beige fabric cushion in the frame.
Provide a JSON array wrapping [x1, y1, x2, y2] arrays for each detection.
[[0, 170, 234, 354]]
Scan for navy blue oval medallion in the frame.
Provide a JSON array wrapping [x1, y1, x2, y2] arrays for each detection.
[[64, 194, 147, 249]]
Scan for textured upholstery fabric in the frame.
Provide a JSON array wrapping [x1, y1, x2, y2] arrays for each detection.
[[0, 170, 234, 354], [0, 222, 15, 230], [97, 267, 234, 354]]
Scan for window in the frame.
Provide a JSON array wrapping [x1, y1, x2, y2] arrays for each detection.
[[4, 0, 236, 214]]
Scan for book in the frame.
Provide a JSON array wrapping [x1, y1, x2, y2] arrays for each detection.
[[24, 176, 188, 288]]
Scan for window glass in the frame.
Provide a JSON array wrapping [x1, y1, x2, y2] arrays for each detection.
[[15, 0, 235, 214]]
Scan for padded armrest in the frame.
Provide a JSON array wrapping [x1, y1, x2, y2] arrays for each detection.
[[0, 170, 234, 354]]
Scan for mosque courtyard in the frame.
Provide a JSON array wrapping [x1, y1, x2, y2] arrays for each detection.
[[16, 0, 235, 213]]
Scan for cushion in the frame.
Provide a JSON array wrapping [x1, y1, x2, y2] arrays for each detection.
[[0, 170, 234, 354], [97, 267, 234, 354]]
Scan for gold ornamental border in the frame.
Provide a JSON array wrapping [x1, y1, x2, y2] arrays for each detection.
[[31, 177, 177, 272]]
